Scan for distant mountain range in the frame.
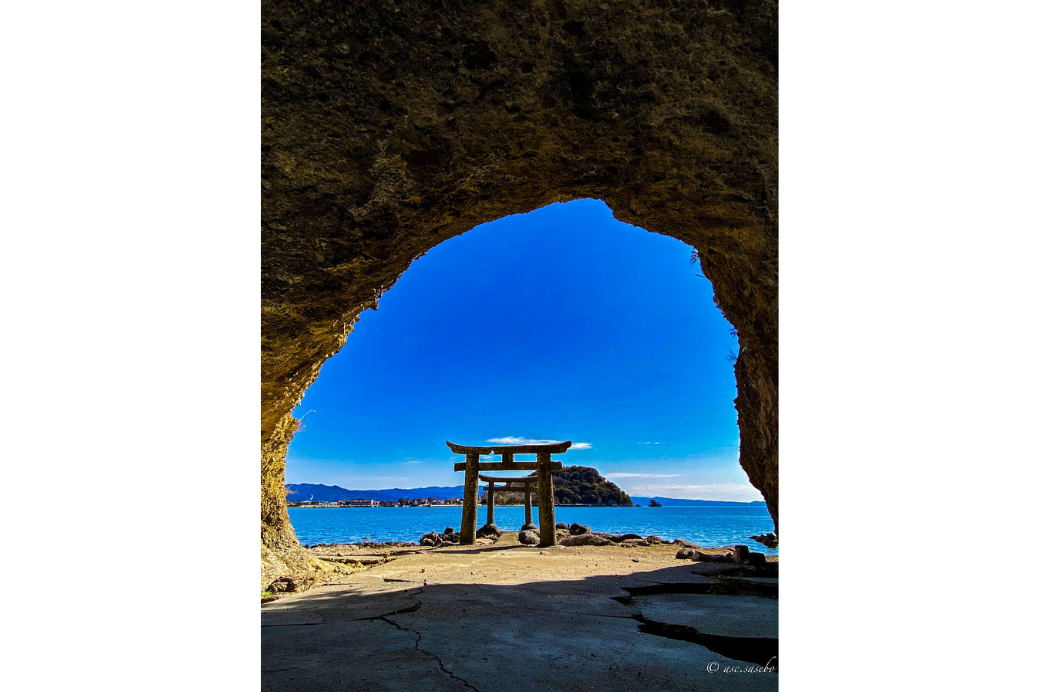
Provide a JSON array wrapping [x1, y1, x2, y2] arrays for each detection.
[[285, 482, 764, 507], [286, 483, 465, 503]]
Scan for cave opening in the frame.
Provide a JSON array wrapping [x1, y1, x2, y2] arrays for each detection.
[[261, 0, 777, 591], [279, 199, 763, 548]]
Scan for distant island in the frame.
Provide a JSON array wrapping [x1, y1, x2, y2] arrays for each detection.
[[286, 466, 765, 508], [505, 466, 633, 507]]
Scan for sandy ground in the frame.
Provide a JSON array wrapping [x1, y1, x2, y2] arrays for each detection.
[[263, 532, 778, 691]]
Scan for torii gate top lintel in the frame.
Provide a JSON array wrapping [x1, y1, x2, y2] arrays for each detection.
[[445, 440, 572, 455]]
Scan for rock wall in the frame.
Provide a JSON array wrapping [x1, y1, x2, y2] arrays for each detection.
[[262, 0, 778, 586]]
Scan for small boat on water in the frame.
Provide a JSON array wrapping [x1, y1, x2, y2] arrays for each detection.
[[648, 499, 662, 507]]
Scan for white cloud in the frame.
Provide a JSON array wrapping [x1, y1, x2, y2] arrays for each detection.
[[487, 436, 556, 445], [606, 473, 681, 479], [637, 441, 661, 445], [403, 460, 422, 465], [488, 436, 591, 450]]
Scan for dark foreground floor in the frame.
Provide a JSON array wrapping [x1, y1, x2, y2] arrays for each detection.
[[262, 535, 778, 691]]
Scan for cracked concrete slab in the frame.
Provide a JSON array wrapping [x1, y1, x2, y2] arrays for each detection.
[[630, 594, 778, 639], [263, 538, 778, 691]]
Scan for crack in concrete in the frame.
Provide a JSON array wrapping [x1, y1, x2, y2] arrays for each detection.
[[610, 583, 779, 668], [573, 612, 635, 620], [510, 606, 637, 620], [634, 614, 779, 671], [354, 600, 422, 622], [371, 591, 482, 692], [623, 580, 778, 599]]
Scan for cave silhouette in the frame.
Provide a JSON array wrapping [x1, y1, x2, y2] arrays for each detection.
[[262, 0, 777, 588]]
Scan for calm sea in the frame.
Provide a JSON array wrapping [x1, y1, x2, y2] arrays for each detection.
[[288, 504, 778, 555]]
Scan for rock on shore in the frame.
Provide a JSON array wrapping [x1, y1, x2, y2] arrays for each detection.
[[517, 530, 540, 545], [751, 533, 779, 549], [420, 528, 462, 547]]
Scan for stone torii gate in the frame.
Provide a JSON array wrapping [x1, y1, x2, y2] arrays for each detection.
[[479, 472, 538, 532], [447, 440, 570, 547]]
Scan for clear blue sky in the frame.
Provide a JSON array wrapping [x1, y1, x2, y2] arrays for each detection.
[[287, 199, 763, 502]]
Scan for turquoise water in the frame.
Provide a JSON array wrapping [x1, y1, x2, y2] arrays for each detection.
[[288, 504, 778, 555]]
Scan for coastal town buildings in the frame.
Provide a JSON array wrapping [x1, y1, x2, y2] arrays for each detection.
[[287, 497, 465, 508]]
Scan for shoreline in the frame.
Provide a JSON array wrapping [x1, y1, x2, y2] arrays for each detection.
[[267, 530, 779, 600], [288, 503, 636, 508], [287, 502, 762, 508], [296, 523, 778, 563], [288, 507, 779, 554]]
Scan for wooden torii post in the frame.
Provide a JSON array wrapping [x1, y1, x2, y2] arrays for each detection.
[[447, 440, 570, 547]]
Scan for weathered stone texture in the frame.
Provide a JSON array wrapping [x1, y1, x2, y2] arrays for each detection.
[[262, 0, 778, 585]]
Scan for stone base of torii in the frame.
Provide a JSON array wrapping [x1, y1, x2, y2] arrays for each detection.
[[447, 440, 571, 547]]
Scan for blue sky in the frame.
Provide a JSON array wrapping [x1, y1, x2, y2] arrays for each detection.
[[287, 199, 763, 502]]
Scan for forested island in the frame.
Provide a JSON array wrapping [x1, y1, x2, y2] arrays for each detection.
[[495, 466, 633, 507]]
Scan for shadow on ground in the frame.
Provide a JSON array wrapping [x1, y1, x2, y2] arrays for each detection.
[[263, 545, 777, 692]]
